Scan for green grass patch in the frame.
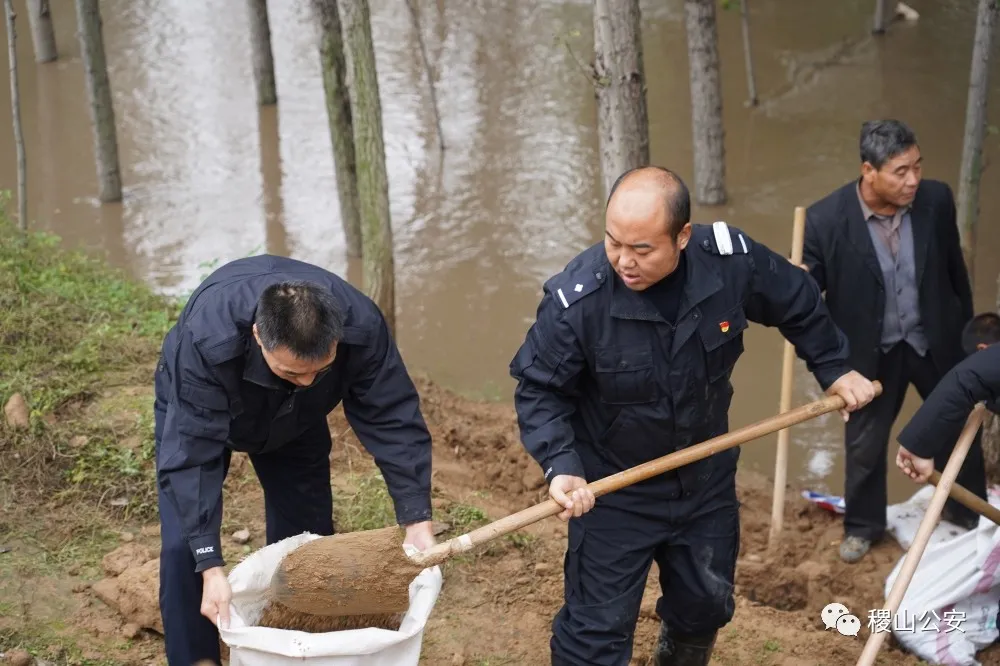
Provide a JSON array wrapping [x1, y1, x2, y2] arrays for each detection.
[[0, 218, 176, 415], [334, 473, 399, 532], [333, 473, 493, 537], [469, 655, 517, 666], [0, 627, 128, 666], [0, 214, 179, 519], [444, 502, 489, 530], [0, 525, 120, 581]]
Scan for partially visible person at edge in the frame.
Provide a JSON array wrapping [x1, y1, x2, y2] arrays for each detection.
[[153, 255, 435, 666], [801, 119, 982, 564], [897, 313, 1000, 485], [508, 165, 876, 666]]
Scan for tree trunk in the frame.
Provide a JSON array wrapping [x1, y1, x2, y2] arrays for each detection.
[[75, 0, 122, 203], [26, 0, 56, 63], [247, 0, 277, 106], [592, 0, 649, 201], [684, 0, 727, 205], [956, 0, 998, 279], [982, 274, 1000, 486], [315, 0, 362, 258], [739, 0, 757, 106], [338, 0, 395, 333], [873, 0, 887, 34], [405, 0, 444, 153], [5, 0, 27, 230]]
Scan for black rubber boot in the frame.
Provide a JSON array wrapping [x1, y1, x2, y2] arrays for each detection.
[[653, 623, 717, 666]]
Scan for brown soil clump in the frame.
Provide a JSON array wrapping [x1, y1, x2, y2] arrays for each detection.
[[2, 650, 33, 666], [272, 526, 423, 617], [91, 553, 163, 633], [257, 601, 403, 632]]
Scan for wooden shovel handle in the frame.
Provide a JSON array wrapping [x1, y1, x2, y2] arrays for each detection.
[[927, 470, 1000, 526], [856, 404, 986, 665], [412, 380, 883, 567]]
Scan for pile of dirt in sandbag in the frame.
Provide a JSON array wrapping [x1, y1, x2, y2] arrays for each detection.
[[90, 543, 162, 633]]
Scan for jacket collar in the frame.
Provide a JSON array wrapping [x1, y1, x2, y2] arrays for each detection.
[[607, 244, 723, 323], [243, 338, 292, 390], [843, 179, 931, 287]]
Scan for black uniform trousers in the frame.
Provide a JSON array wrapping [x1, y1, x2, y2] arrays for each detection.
[[551, 466, 740, 666], [155, 419, 336, 666], [844, 342, 987, 541]]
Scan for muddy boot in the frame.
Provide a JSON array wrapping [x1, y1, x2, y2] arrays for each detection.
[[839, 535, 871, 563], [653, 623, 717, 666]]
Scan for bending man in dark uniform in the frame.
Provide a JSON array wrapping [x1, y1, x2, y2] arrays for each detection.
[[897, 315, 1000, 485], [509, 166, 876, 666], [154, 255, 435, 665]]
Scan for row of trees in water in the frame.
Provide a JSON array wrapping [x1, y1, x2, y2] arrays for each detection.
[[1, 0, 997, 337]]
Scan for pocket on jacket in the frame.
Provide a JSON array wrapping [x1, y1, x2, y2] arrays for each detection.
[[593, 344, 657, 405], [698, 306, 748, 382]]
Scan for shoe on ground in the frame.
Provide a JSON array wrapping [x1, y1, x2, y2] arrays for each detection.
[[839, 535, 871, 563]]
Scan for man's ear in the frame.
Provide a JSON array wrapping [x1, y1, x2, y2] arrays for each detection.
[[861, 162, 877, 184], [252, 323, 262, 347], [676, 223, 693, 251]]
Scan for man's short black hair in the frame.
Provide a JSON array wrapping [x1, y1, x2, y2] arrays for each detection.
[[606, 166, 691, 241], [860, 119, 918, 170], [255, 281, 344, 360], [962, 312, 1000, 356]]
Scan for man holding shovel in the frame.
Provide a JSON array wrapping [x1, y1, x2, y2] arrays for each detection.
[[896, 319, 1000, 484], [153, 255, 436, 666], [509, 165, 876, 666]]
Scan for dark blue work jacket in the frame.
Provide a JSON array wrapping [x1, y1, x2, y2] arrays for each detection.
[[509, 223, 851, 499], [155, 255, 432, 571]]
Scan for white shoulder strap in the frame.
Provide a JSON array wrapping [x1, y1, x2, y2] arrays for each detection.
[[712, 221, 733, 255]]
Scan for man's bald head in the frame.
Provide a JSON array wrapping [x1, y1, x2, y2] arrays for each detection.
[[603, 166, 694, 291], [606, 166, 691, 241]]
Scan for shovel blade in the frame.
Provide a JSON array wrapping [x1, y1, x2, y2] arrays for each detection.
[[270, 526, 423, 617]]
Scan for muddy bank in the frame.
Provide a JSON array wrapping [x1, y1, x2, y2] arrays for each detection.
[[69, 377, 1000, 664]]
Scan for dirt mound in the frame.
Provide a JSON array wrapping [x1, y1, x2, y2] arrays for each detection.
[[272, 526, 421, 616], [90, 545, 162, 634], [734, 473, 911, 622], [101, 542, 155, 577], [257, 602, 403, 632]]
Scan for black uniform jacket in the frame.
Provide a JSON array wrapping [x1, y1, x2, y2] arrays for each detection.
[[509, 223, 852, 498], [898, 344, 1000, 459], [155, 255, 432, 571]]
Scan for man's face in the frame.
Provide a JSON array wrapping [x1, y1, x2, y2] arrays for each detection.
[[604, 197, 691, 291], [863, 145, 922, 208], [252, 324, 337, 387]]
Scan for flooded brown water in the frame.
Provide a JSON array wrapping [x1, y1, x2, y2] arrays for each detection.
[[1, 0, 998, 503]]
